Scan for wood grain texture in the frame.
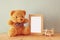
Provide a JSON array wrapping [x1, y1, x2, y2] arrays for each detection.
[[0, 33, 60, 40]]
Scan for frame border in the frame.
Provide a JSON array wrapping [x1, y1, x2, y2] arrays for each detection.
[[29, 14, 44, 35]]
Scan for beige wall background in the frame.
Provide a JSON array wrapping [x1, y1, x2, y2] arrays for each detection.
[[0, 0, 60, 33]]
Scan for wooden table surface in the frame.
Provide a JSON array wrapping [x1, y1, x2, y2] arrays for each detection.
[[0, 33, 60, 40]]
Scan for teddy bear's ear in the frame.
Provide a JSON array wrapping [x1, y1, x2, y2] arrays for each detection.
[[11, 10, 15, 16]]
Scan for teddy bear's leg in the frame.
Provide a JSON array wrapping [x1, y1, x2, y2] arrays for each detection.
[[8, 28, 17, 37], [17, 28, 23, 35], [22, 26, 30, 35]]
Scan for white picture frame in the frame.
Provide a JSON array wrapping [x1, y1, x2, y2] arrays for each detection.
[[29, 14, 43, 35]]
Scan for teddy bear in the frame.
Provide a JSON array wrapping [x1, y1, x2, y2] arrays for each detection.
[[8, 10, 30, 37]]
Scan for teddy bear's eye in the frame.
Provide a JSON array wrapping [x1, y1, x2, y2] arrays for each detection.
[[16, 16, 18, 18]]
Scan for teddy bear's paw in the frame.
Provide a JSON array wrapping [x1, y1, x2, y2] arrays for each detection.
[[22, 26, 30, 35], [9, 35, 15, 37], [8, 28, 17, 37], [8, 32, 17, 37]]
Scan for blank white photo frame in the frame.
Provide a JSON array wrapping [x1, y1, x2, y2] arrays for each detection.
[[29, 14, 43, 35], [31, 16, 41, 33]]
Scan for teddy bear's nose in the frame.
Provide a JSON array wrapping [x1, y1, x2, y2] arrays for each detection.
[[21, 19, 23, 20]]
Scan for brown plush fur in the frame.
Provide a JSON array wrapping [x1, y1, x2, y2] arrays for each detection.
[[8, 10, 30, 37]]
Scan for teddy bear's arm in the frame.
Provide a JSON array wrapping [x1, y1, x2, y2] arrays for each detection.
[[8, 20, 14, 26], [24, 19, 29, 23]]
